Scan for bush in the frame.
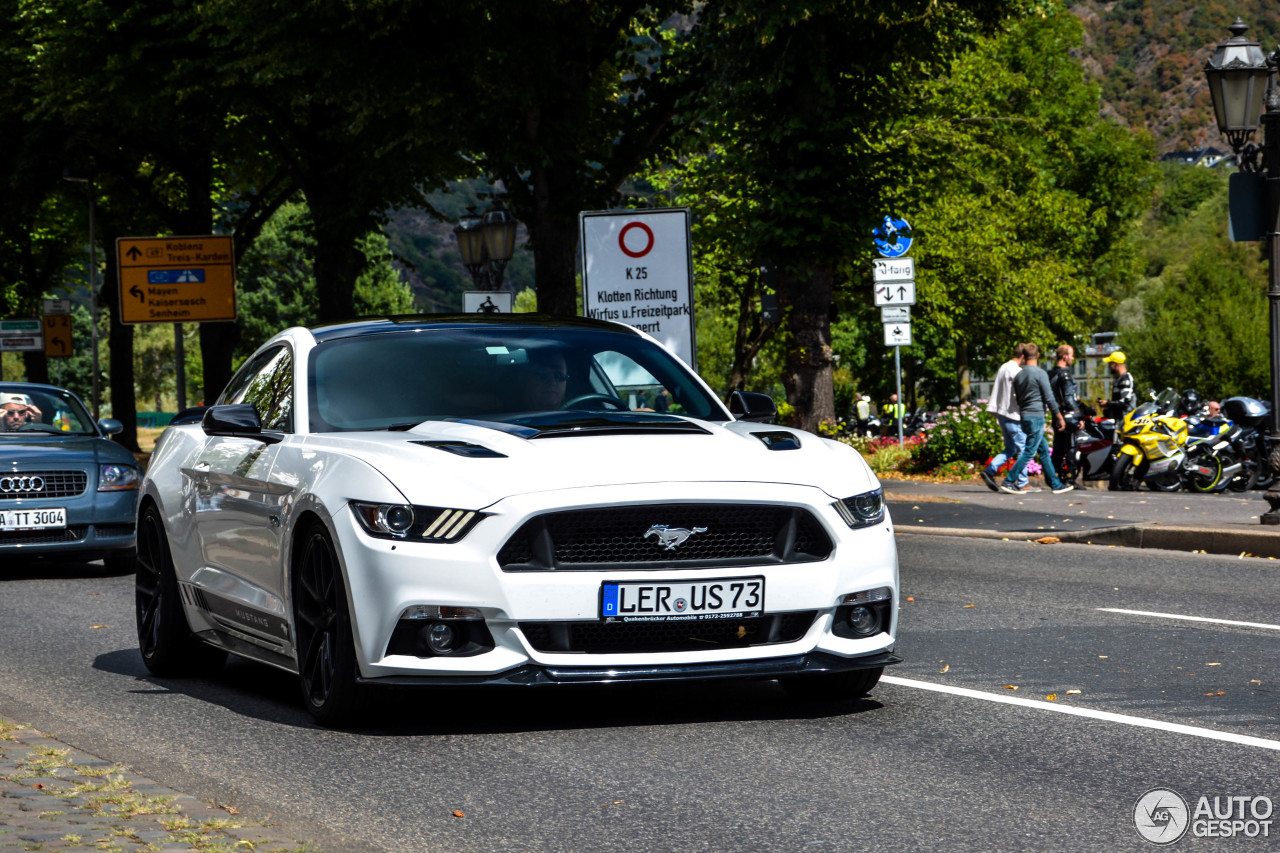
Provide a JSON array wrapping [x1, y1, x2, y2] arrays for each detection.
[[915, 402, 1004, 468], [837, 434, 926, 475]]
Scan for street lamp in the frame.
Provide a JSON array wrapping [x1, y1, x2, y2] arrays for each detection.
[[453, 203, 518, 291], [62, 170, 100, 419], [1205, 19, 1280, 524]]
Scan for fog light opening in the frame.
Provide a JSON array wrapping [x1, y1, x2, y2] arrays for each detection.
[[423, 622, 458, 655], [846, 605, 880, 637]]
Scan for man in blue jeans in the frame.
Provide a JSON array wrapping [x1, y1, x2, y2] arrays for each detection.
[[981, 344, 1030, 492], [1000, 343, 1074, 495]]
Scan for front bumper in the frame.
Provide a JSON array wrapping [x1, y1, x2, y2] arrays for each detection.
[[358, 649, 902, 687]]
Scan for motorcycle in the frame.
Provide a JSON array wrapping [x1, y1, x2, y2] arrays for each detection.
[[1065, 402, 1121, 484], [1222, 396, 1273, 491], [1110, 389, 1242, 492]]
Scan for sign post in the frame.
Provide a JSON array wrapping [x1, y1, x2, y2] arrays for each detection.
[[117, 235, 237, 414], [872, 215, 915, 445], [579, 208, 696, 369]]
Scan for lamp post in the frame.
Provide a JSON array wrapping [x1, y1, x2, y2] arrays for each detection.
[[62, 171, 100, 419], [452, 203, 518, 291], [1205, 19, 1280, 524]]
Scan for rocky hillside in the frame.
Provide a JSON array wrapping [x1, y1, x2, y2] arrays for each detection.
[[1072, 0, 1280, 152]]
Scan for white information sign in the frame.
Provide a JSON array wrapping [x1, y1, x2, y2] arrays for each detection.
[[884, 323, 912, 347], [0, 319, 42, 352], [873, 281, 916, 306], [42, 299, 72, 315], [580, 208, 696, 369], [872, 257, 915, 282], [880, 305, 910, 323], [463, 291, 513, 314]]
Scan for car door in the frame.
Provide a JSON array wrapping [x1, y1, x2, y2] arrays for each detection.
[[187, 345, 296, 639]]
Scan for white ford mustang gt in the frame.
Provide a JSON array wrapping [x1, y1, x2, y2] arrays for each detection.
[[136, 315, 899, 723]]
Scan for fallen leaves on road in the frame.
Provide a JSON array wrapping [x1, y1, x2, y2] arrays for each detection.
[[1002, 685, 1019, 691], [453, 810, 466, 818], [1204, 692, 1226, 697], [1098, 655, 1108, 659], [1066, 690, 1081, 695], [964, 603, 975, 608], [1046, 694, 1058, 701], [1206, 662, 1221, 666], [1033, 536, 1060, 544], [939, 664, 950, 673], [906, 596, 915, 602], [89, 625, 109, 630], [602, 801, 625, 808]]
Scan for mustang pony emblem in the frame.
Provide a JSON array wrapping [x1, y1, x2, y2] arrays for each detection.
[[644, 524, 708, 550]]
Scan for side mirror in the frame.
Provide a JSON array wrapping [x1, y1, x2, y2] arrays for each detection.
[[728, 391, 778, 424], [201, 403, 284, 444], [97, 418, 123, 436]]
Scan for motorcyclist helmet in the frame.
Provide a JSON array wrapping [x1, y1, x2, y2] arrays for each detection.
[[1180, 388, 1201, 415]]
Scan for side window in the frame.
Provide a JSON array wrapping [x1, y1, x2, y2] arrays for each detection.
[[225, 346, 294, 432]]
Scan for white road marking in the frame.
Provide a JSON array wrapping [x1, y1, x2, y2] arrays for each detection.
[[1097, 608, 1280, 632], [881, 675, 1280, 752]]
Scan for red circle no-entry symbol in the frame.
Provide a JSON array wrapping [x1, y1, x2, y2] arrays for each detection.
[[618, 222, 655, 258]]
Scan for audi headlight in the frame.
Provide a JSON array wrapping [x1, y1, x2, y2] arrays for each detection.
[[98, 463, 140, 491], [834, 488, 885, 528], [351, 502, 484, 542]]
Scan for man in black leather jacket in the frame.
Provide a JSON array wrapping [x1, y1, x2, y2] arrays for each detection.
[[1047, 344, 1081, 483]]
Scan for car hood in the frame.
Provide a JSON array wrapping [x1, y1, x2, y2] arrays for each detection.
[[0, 435, 135, 467], [301, 416, 878, 508]]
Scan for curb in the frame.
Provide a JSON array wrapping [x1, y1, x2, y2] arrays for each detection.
[[897, 522, 1280, 558]]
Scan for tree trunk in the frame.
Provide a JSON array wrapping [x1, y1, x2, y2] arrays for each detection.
[[98, 235, 139, 453], [526, 160, 583, 317], [778, 267, 835, 432], [199, 322, 239, 404], [726, 271, 779, 397]]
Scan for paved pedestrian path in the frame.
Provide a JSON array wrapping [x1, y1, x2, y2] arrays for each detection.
[[0, 718, 319, 852], [885, 476, 1280, 558]]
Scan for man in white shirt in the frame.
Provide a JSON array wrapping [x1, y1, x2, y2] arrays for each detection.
[[981, 344, 1030, 492]]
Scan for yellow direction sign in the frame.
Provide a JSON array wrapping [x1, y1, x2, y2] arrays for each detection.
[[43, 315, 72, 358], [116, 235, 236, 324]]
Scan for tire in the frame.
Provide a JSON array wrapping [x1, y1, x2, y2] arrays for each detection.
[[1184, 452, 1225, 493], [1109, 454, 1142, 492], [1228, 457, 1257, 493], [135, 504, 226, 677], [293, 522, 367, 726], [1147, 476, 1182, 493], [780, 666, 883, 701]]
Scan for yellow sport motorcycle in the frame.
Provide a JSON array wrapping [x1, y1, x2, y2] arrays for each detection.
[[1110, 390, 1241, 492]]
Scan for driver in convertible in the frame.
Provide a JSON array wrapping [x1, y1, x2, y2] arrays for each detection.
[[518, 347, 570, 411], [1, 393, 41, 431]]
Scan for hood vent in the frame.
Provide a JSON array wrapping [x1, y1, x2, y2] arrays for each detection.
[[752, 431, 801, 451], [411, 440, 506, 459]]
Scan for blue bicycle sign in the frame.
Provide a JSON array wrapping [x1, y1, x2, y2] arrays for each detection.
[[873, 216, 913, 258]]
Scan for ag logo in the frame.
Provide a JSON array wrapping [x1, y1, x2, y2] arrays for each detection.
[[1134, 788, 1190, 845]]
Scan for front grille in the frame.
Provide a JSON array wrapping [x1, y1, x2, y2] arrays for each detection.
[[498, 503, 833, 571], [0, 471, 88, 500], [0, 526, 87, 545], [519, 611, 818, 653]]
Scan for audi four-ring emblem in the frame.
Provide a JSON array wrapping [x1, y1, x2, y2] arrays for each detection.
[[0, 475, 45, 493]]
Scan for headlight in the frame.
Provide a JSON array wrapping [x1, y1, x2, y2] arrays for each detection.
[[833, 488, 885, 528], [98, 463, 140, 491], [350, 502, 484, 542]]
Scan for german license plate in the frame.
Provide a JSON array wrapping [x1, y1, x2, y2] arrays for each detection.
[[0, 507, 66, 531], [601, 576, 764, 623]]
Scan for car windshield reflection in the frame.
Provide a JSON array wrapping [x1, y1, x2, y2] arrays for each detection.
[[306, 326, 725, 433]]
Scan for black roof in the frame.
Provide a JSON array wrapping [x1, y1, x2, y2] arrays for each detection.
[[310, 313, 639, 344]]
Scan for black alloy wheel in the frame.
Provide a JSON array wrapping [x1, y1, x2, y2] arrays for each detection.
[[780, 666, 883, 701], [294, 523, 365, 725], [135, 503, 225, 676]]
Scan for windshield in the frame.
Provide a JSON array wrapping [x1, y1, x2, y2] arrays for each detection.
[[0, 385, 97, 436], [307, 326, 729, 432]]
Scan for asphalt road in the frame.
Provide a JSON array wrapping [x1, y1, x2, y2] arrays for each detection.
[[1, 537, 1276, 852]]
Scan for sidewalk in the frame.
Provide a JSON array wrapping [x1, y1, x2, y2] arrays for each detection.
[[0, 718, 319, 852], [884, 476, 1280, 558]]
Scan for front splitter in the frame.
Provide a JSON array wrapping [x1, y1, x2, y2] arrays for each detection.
[[358, 649, 901, 688]]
